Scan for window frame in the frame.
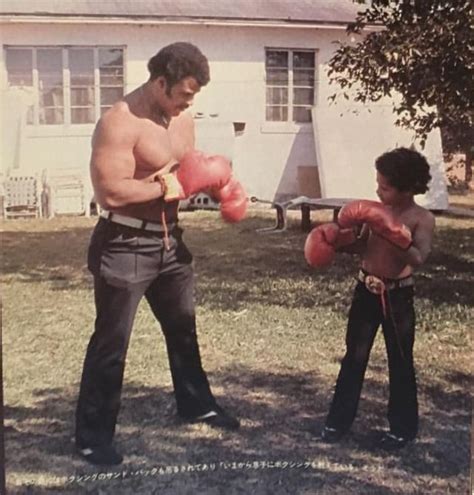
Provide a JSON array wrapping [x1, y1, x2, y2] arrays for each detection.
[[4, 45, 126, 127], [264, 47, 317, 125]]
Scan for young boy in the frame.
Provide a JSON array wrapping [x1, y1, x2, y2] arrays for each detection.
[[319, 147, 435, 449]]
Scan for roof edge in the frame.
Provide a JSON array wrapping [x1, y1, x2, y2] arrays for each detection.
[[0, 13, 356, 28]]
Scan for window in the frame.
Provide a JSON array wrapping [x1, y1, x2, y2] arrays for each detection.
[[265, 49, 316, 123], [99, 48, 124, 115], [5, 46, 125, 125], [69, 48, 94, 124], [38, 48, 64, 125]]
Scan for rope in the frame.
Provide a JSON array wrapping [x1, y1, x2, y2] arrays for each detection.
[[161, 208, 170, 251]]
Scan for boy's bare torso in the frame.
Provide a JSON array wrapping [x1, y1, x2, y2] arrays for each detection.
[[362, 203, 434, 279]]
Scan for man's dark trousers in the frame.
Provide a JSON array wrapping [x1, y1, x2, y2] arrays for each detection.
[[75, 219, 217, 449]]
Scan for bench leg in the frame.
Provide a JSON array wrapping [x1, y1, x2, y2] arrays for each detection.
[[256, 203, 288, 233], [301, 204, 311, 232]]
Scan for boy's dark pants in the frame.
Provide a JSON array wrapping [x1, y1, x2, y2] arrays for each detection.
[[325, 282, 418, 439], [75, 219, 217, 449]]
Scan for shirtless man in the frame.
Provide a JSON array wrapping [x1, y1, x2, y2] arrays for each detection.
[[75, 42, 241, 467], [305, 147, 435, 449]]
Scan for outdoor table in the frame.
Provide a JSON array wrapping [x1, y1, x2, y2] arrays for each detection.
[[250, 196, 357, 233]]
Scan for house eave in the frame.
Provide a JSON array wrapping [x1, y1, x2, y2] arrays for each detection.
[[0, 14, 358, 29]]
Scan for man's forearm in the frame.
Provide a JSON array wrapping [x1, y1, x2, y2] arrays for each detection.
[[95, 179, 164, 209]]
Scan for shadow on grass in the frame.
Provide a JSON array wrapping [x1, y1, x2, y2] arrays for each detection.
[[3, 221, 472, 311], [416, 249, 474, 306], [2, 227, 92, 290], [4, 364, 470, 494]]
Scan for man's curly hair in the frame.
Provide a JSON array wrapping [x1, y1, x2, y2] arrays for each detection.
[[147, 42, 210, 93], [375, 147, 432, 194]]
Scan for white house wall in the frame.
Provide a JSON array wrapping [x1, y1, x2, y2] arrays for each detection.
[[1, 21, 447, 207]]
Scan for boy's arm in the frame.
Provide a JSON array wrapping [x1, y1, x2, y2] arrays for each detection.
[[399, 212, 435, 267], [337, 224, 369, 254]]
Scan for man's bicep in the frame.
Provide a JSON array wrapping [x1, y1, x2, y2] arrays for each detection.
[[91, 122, 136, 182], [92, 146, 136, 183]]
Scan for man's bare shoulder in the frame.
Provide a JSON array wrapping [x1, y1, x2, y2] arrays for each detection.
[[170, 111, 195, 131], [93, 102, 141, 145], [99, 101, 138, 129], [182, 111, 195, 125]]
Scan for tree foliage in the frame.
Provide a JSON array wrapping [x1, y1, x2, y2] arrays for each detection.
[[328, 0, 474, 183]]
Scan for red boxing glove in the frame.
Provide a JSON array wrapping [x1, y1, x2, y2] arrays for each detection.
[[160, 151, 232, 202], [321, 223, 357, 250], [304, 225, 336, 267], [213, 178, 248, 223], [304, 223, 356, 267], [337, 200, 412, 249]]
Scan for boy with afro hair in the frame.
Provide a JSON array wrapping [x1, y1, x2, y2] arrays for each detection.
[[320, 147, 435, 449]]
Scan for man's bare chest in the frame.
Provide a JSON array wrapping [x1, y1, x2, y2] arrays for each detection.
[[134, 121, 192, 171]]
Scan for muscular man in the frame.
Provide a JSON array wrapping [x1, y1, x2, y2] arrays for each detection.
[[75, 42, 241, 467]]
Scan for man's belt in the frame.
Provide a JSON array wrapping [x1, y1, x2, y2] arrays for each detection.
[[357, 269, 414, 294], [100, 210, 176, 233]]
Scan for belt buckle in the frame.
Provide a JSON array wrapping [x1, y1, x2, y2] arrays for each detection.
[[365, 275, 386, 295]]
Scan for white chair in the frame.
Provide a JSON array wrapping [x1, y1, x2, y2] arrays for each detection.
[[3, 175, 42, 219], [42, 167, 92, 218]]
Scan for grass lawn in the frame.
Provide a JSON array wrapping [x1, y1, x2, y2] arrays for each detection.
[[1, 199, 472, 494]]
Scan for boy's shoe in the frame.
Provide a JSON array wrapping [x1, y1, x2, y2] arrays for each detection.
[[320, 426, 346, 443], [182, 405, 240, 430], [378, 432, 410, 450], [77, 444, 123, 465]]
